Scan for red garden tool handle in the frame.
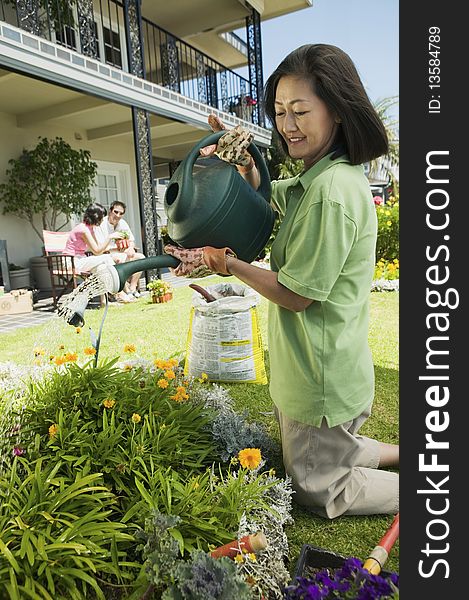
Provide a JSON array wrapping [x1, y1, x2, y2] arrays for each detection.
[[363, 513, 399, 574]]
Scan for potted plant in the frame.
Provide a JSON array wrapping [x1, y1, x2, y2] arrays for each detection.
[[0, 136, 98, 291], [229, 94, 257, 120], [147, 278, 173, 303], [115, 230, 130, 251], [7, 263, 31, 290]]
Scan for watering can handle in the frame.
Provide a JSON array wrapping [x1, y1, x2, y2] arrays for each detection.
[[183, 130, 272, 203]]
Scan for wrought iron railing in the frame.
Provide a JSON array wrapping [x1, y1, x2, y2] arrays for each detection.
[[0, 0, 256, 123]]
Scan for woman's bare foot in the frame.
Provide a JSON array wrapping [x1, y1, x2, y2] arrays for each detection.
[[378, 442, 399, 468]]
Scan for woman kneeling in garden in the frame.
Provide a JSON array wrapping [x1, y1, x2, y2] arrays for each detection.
[[165, 44, 399, 519]]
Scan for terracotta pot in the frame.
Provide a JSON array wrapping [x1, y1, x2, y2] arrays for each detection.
[[151, 292, 173, 303], [116, 239, 130, 251]]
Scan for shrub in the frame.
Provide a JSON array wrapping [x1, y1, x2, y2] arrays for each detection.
[[376, 196, 399, 263]]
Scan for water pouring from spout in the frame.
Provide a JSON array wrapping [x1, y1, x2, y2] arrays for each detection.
[[57, 255, 180, 326]]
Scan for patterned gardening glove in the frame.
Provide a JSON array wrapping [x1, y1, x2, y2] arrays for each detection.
[[164, 244, 236, 278], [200, 120, 254, 171], [215, 125, 253, 166]]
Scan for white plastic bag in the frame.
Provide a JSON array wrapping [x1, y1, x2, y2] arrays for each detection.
[[184, 283, 267, 384]]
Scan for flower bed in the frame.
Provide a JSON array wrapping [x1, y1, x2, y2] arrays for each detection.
[[0, 358, 293, 599]]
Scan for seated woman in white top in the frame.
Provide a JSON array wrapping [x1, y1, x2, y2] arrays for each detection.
[[65, 203, 136, 303]]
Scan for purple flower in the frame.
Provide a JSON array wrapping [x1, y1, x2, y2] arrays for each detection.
[[12, 446, 25, 456]]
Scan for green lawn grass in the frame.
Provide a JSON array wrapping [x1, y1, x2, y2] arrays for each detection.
[[0, 277, 399, 574]]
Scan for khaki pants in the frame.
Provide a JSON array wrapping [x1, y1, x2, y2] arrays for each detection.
[[275, 405, 399, 519]]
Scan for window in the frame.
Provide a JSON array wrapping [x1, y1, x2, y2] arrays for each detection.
[[95, 174, 119, 212], [103, 26, 122, 69]]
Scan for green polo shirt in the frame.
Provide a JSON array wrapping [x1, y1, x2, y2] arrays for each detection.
[[268, 153, 377, 428]]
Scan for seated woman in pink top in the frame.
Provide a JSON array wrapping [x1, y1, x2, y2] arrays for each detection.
[[65, 203, 136, 303]]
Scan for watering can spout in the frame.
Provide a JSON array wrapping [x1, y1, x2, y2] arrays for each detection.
[[58, 255, 180, 326]]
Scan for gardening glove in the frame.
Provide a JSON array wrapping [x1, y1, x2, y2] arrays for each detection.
[[200, 119, 255, 172], [164, 244, 236, 278]]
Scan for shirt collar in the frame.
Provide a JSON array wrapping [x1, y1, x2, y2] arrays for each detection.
[[297, 152, 350, 190]]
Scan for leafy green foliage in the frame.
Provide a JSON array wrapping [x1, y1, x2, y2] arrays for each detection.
[[376, 197, 399, 263], [0, 457, 138, 600], [0, 137, 97, 240]]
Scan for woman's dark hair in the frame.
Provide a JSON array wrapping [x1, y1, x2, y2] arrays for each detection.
[[264, 44, 388, 165], [83, 203, 106, 226]]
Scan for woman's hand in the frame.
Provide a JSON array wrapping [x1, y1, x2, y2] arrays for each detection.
[[164, 244, 236, 278]]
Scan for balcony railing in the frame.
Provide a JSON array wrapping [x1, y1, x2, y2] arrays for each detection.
[[0, 0, 256, 123]]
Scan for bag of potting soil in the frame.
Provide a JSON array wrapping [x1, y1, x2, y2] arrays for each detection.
[[184, 283, 267, 384]]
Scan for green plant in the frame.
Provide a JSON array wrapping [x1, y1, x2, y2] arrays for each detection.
[[375, 196, 399, 263], [0, 456, 138, 600], [0, 137, 97, 241], [147, 278, 173, 296]]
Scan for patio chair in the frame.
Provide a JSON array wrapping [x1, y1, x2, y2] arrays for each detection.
[[42, 230, 93, 309]]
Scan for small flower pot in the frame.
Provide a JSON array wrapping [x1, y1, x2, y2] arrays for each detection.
[[152, 292, 173, 304], [116, 239, 130, 251]]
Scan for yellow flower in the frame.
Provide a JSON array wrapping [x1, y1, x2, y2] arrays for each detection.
[[84, 347, 96, 356], [75, 327, 81, 334], [386, 220, 392, 227], [49, 424, 59, 437], [64, 352, 78, 363], [33, 347, 45, 357], [157, 378, 169, 389], [170, 385, 189, 403], [103, 398, 116, 409], [124, 344, 136, 354], [54, 355, 66, 366], [123, 364, 133, 372], [168, 358, 178, 368], [58, 344, 65, 350], [238, 448, 262, 470], [198, 372, 209, 383], [248, 553, 257, 562], [230, 456, 239, 466], [154, 358, 166, 370], [33, 358, 42, 366], [234, 554, 244, 563], [164, 370, 176, 380], [131, 413, 141, 423], [159, 423, 167, 430]]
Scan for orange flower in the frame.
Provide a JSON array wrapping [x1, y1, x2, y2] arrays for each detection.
[[49, 424, 59, 438], [170, 386, 189, 402], [84, 347, 96, 356], [103, 398, 116, 409], [75, 327, 81, 334], [238, 448, 262, 470], [64, 352, 78, 363], [154, 358, 166, 370], [123, 344, 136, 354], [157, 378, 169, 389], [54, 356, 66, 366], [164, 370, 176, 380]]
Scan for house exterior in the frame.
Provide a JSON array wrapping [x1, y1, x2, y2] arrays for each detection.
[[0, 0, 313, 288]]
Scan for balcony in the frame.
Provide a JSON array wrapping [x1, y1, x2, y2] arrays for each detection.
[[0, 0, 259, 124]]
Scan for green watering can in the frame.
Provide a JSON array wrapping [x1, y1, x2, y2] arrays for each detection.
[[62, 131, 274, 326], [108, 130, 275, 287], [164, 130, 274, 263]]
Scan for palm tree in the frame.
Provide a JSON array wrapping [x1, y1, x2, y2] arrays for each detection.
[[369, 96, 399, 194]]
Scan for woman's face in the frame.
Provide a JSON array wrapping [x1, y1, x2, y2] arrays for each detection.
[[274, 75, 339, 170]]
